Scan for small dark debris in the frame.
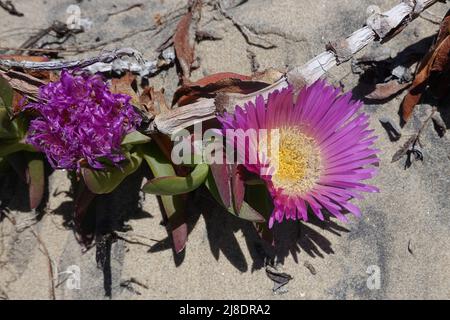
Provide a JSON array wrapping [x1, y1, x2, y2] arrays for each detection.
[[0, 0, 24, 17], [246, 48, 260, 73], [303, 261, 317, 275], [120, 277, 149, 296], [432, 113, 447, 137], [379, 117, 402, 141], [408, 240, 414, 255], [265, 264, 293, 294], [196, 30, 223, 42]]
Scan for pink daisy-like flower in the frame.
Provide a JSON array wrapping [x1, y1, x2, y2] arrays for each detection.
[[219, 80, 379, 227]]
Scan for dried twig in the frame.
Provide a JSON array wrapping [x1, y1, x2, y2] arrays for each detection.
[[18, 21, 82, 52], [114, 231, 161, 249], [107, 3, 144, 18], [391, 107, 436, 166], [217, 2, 276, 49], [0, 0, 23, 17], [120, 277, 148, 289], [76, 6, 187, 52], [303, 261, 317, 275], [0, 47, 143, 71]]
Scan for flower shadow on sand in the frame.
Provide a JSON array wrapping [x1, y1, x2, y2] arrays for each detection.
[[150, 189, 350, 273]]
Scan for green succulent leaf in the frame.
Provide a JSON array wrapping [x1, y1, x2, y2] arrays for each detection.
[[0, 139, 36, 157], [82, 151, 143, 194], [0, 107, 20, 139], [26, 152, 45, 209], [0, 77, 14, 112], [142, 163, 209, 195], [0, 157, 9, 174], [121, 130, 151, 146], [205, 171, 265, 223], [140, 142, 176, 176], [139, 143, 188, 253]]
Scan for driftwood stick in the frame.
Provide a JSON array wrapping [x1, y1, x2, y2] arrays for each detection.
[[152, 0, 439, 135], [0, 47, 143, 71]]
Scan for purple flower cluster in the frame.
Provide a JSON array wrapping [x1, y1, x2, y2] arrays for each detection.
[[25, 70, 141, 170]]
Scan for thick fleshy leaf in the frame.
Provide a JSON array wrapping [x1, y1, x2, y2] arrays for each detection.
[[26, 153, 45, 209], [0, 76, 14, 112], [160, 194, 187, 253], [230, 165, 245, 213], [0, 107, 19, 139], [82, 152, 143, 194], [121, 130, 151, 146], [142, 163, 208, 195], [208, 163, 245, 215], [205, 169, 265, 223], [0, 157, 9, 174], [74, 181, 96, 230], [0, 139, 36, 157], [245, 184, 273, 242], [237, 202, 266, 223], [140, 143, 188, 253], [140, 143, 176, 177], [209, 163, 231, 208], [5, 152, 27, 182]]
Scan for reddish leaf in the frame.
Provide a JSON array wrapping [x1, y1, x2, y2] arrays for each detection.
[[140, 87, 170, 116], [168, 197, 188, 254], [401, 10, 450, 122], [74, 181, 96, 230], [26, 153, 44, 209], [190, 72, 251, 86], [209, 163, 231, 208], [209, 162, 247, 216], [174, 76, 270, 106], [230, 165, 244, 213], [173, 0, 202, 81], [111, 72, 140, 106], [365, 80, 410, 100], [0, 55, 57, 113]]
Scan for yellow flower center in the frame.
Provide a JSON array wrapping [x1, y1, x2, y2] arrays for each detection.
[[261, 127, 322, 196]]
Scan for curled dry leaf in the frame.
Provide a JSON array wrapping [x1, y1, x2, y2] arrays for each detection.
[[365, 79, 410, 101], [173, 72, 270, 106], [111, 72, 140, 106], [173, 0, 202, 81], [140, 87, 170, 116], [0, 55, 56, 113], [401, 10, 450, 122]]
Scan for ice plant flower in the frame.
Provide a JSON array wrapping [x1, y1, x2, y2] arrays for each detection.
[[25, 70, 141, 170], [219, 80, 379, 227]]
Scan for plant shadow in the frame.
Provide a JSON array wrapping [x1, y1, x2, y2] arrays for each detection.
[[157, 189, 352, 273], [351, 35, 434, 104]]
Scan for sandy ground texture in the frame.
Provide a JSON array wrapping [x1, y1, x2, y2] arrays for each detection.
[[1, 0, 450, 300]]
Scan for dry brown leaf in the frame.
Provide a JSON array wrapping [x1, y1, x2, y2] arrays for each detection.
[[365, 80, 410, 100], [401, 10, 450, 122], [0, 55, 58, 113], [173, 0, 202, 81], [111, 72, 140, 106], [173, 72, 272, 107], [139, 87, 169, 117]]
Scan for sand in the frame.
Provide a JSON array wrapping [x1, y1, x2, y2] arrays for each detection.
[[0, 0, 449, 299]]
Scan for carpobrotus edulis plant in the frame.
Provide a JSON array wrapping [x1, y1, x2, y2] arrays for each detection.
[[219, 80, 379, 227]]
